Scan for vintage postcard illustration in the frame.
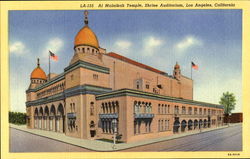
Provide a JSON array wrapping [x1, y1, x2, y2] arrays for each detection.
[[1, 1, 250, 159]]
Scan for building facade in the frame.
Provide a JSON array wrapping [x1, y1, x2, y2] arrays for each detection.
[[26, 11, 224, 143]]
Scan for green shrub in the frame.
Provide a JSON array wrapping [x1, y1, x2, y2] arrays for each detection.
[[9, 111, 26, 125]]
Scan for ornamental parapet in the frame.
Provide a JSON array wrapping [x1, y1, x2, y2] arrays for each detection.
[[99, 113, 118, 119], [134, 113, 154, 119], [174, 114, 211, 118]]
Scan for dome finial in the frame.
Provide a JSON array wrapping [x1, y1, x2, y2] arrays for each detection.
[[174, 61, 180, 69], [84, 10, 89, 25], [37, 58, 40, 67]]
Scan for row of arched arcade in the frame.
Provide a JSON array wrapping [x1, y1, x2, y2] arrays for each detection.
[[33, 103, 65, 133], [173, 118, 214, 133]]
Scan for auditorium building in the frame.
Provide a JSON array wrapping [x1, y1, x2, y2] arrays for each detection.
[[25, 11, 224, 143]]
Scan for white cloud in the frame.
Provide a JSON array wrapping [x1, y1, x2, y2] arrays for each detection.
[[175, 35, 202, 52], [115, 40, 131, 50], [9, 41, 29, 55], [143, 36, 164, 56], [42, 37, 63, 60], [113, 40, 132, 56]]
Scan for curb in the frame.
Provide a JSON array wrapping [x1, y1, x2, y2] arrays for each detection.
[[10, 123, 242, 151]]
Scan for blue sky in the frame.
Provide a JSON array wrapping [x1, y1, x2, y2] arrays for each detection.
[[9, 10, 242, 113]]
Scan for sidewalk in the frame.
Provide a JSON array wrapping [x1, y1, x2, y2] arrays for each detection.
[[10, 123, 241, 151]]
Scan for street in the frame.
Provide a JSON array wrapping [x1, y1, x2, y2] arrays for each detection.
[[10, 128, 91, 152], [10, 124, 242, 152], [122, 124, 242, 151]]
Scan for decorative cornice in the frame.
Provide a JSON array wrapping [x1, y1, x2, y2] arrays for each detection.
[[64, 60, 109, 74], [26, 84, 112, 107], [26, 92, 64, 107], [96, 89, 224, 109], [65, 84, 112, 98], [26, 60, 110, 94], [26, 73, 65, 93]]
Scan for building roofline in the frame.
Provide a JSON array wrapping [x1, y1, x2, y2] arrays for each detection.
[[105, 52, 167, 75], [96, 88, 224, 109]]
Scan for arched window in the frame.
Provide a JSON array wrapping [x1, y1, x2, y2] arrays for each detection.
[[136, 81, 139, 89], [90, 121, 95, 128], [90, 102, 94, 116], [158, 104, 161, 114], [134, 102, 139, 114], [158, 120, 161, 132]]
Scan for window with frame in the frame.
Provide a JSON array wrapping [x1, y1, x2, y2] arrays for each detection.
[[90, 102, 94, 116], [194, 108, 198, 115], [182, 106, 186, 114], [136, 81, 140, 89], [188, 107, 192, 115], [93, 74, 98, 80], [158, 104, 161, 114]]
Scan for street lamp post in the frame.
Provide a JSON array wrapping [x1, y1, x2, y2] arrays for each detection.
[[112, 119, 117, 149]]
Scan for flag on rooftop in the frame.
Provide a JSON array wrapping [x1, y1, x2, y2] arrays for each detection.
[[191, 62, 198, 70], [49, 50, 58, 61]]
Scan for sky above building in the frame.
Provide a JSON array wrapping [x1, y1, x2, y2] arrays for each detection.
[[9, 10, 242, 113]]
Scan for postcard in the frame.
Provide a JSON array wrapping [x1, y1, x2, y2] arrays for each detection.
[[1, 1, 250, 159]]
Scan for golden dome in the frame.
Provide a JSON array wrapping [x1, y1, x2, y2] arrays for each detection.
[[30, 59, 47, 80], [74, 26, 99, 49]]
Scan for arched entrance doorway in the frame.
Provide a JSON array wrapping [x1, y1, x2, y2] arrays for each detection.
[[204, 119, 207, 128], [194, 120, 198, 130], [44, 106, 49, 130], [173, 119, 180, 133], [199, 119, 203, 129], [208, 116, 211, 128], [38, 107, 43, 129], [50, 105, 56, 131], [188, 120, 193, 130], [34, 108, 38, 128], [57, 104, 65, 133], [181, 120, 187, 132]]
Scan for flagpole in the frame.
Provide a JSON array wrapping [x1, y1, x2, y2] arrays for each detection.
[[191, 62, 193, 100], [191, 62, 193, 80], [49, 51, 51, 81]]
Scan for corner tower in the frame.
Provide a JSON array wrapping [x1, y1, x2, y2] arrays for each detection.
[[173, 62, 181, 80], [70, 11, 103, 66], [29, 58, 47, 89]]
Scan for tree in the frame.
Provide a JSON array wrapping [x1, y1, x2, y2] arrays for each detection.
[[219, 91, 236, 114]]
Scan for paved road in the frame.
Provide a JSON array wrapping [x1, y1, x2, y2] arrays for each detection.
[[10, 124, 242, 152], [10, 128, 91, 152], [121, 124, 242, 152]]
